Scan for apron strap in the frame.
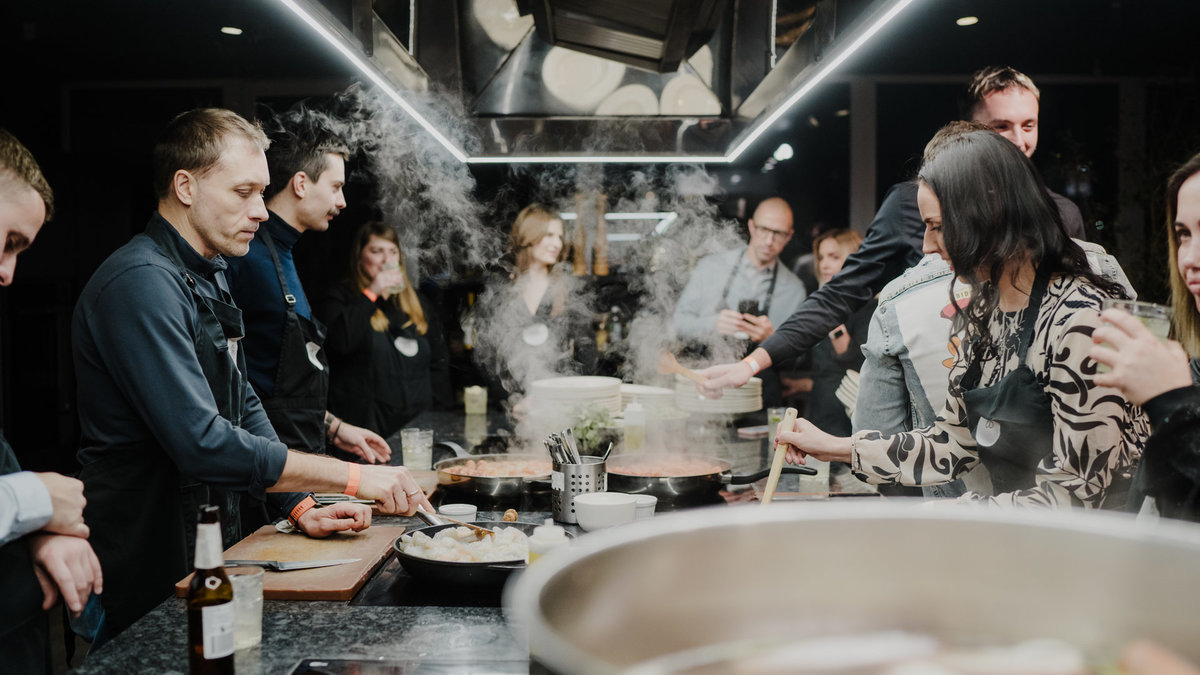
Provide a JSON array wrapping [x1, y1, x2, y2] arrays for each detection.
[[260, 226, 298, 309], [719, 247, 780, 314], [961, 263, 1054, 390]]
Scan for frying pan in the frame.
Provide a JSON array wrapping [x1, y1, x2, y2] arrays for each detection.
[[605, 454, 816, 505], [435, 453, 553, 503], [393, 521, 571, 588]]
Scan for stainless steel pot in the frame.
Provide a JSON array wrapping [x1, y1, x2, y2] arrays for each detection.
[[605, 453, 815, 505], [435, 453, 552, 503], [504, 502, 1200, 673]]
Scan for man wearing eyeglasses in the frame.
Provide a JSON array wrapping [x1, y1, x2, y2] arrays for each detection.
[[673, 197, 807, 406]]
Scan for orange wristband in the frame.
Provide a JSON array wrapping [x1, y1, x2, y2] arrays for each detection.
[[362, 288, 379, 302], [344, 463, 361, 497], [742, 355, 762, 375], [288, 495, 318, 527]]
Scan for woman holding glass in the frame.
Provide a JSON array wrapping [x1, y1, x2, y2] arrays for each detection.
[[1091, 150, 1200, 521], [776, 127, 1147, 508], [317, 221, 451, 439]]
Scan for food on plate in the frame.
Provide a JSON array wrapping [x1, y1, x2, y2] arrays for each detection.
[[608, 456, 725, 477], [443, 458, 552, 477], [502, 508, 519, 522], [399, 525, 529, 563]]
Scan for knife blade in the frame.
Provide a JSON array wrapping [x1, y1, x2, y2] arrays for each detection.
[[224, 558, 360, 571]]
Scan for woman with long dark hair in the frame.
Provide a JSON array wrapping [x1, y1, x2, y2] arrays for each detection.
[[777, 128, 1148, 507], [317, 221, 451, 438], [1091, 150, 1200, 521]]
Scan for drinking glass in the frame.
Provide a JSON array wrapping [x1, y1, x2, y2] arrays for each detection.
[[1097, 299, 1171, 373], [227, 566, 263, 650], [401, 428, 434, 470], [766, 407, 787, 451]]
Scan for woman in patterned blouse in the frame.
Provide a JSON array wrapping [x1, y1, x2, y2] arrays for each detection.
[[776, 127, 1148, 508]]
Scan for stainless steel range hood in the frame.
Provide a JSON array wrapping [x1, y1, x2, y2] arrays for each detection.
[[274, 0, 920, 163]]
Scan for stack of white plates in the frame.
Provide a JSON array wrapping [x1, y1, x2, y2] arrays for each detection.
[[673, 374, 762, 414], [530, 376, 623, 419], [619, 384, 675, 413]]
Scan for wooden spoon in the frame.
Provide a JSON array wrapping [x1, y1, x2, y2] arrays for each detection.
[[657, 350, 707, 386], [761, 407, 799, 505], [416, 506, 495, 539]]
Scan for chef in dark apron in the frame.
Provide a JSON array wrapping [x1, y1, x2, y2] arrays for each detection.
[[225, 123, 391, 466]]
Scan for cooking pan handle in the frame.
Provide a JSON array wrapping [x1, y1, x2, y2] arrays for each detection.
[[414, 506, 449, 527], [729, 465, 817, 484], [434, 440, 468, 459]]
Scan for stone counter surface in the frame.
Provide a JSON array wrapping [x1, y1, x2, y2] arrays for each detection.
[[71, 513, 538, 674]]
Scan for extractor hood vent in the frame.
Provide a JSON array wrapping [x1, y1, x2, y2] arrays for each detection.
[[518, 0, 728, 72]]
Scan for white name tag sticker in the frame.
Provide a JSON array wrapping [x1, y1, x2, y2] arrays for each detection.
[[394, 336, 419, 357], [975, 417, 1000, 447], [306, 341, 324, 370]]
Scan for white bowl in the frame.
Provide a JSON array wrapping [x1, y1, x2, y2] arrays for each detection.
[[634, 494, 657, 520], [439, 503, 478, 521], [572, 492, 638, 531]]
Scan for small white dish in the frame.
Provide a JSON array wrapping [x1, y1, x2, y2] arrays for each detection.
[[439, 503, 478, 521], [634, 494, 657, 520], [573, 492, 638, 531]]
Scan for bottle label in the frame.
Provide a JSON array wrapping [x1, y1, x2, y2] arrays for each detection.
[[195, 522, 224, 570], [201, 602, 235, 659]]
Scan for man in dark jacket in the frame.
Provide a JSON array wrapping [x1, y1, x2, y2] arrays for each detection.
[[701, 65, 1090, 394]]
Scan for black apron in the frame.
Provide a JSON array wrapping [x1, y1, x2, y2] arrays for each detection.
[[257, 231, 329, 455], [0, 433, 50, 672], [960, 266, 1055, 494], [80, 224, 248, 636]]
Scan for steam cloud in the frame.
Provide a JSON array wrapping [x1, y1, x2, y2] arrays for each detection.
[[276, 86, 749, 428]]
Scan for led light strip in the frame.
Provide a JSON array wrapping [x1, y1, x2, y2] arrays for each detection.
[[274, 0, 469, 163], [276, 0, 918, 166], [725, 0, 919, 162]]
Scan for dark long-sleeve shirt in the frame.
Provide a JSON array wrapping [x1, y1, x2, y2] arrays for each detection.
[[225, 211, 310, 399], [73, 214, 294, 505]]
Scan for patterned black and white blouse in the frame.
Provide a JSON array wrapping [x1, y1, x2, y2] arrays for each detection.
[[851, 274, 1150, 508]]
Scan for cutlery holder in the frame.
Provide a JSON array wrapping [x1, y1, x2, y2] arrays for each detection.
[[552, 457, 606, 524]]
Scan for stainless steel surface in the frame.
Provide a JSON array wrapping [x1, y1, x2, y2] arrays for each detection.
[[223, 558, 360, 571], [281, 0, 916, 160], [505, 503, 1200, 673]]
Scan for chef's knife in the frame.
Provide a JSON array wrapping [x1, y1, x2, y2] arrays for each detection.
[[224, 558, 360, 571]]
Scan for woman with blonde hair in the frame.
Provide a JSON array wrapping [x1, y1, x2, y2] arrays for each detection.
[[475, 204, 596, 402], [802, 228, 873, 437], [317, 221, 450, 438]]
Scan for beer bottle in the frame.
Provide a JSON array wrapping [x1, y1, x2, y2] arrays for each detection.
[[188, 504, 234, 674]]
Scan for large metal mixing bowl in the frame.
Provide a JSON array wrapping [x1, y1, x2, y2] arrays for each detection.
[[504, 502, 1200, 673]]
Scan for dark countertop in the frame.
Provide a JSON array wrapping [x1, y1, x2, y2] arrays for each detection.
[[71, 511, 553, 674]]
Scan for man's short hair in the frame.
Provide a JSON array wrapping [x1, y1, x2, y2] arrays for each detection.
[[923, 120, 995, 165], [960, 66, 1041, 119], [152, 108, 269, 200], [263, 113, 350, 201], [0, 129, 54, 222]]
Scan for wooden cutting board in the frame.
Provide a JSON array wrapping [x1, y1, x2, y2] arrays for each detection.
[[175, 524, 405, 601]]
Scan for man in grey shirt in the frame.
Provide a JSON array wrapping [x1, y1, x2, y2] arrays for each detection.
[[673, 197, 807, 405]]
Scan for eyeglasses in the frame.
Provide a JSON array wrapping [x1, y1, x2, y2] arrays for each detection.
[[752, 223, 793, 242]]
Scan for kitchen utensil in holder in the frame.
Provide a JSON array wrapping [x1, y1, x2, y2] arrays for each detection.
[[552, 457, 606, 524]]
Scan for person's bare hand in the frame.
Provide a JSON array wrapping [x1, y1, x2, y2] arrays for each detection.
[[694, 361, 755, 399], [741, 314, 775, 343], [296, 503, 372, 538], [29, 533, 102, 616], [716, 309, 743, 336], [356, 465, 432, 516], [34, 472, 89, 538], [776, 417, 853, 464], [369, 268, 407, 298], [333, 422, 392, 464], [1119, 640, 1200, 675], [1091, 308, 1191, 406]]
